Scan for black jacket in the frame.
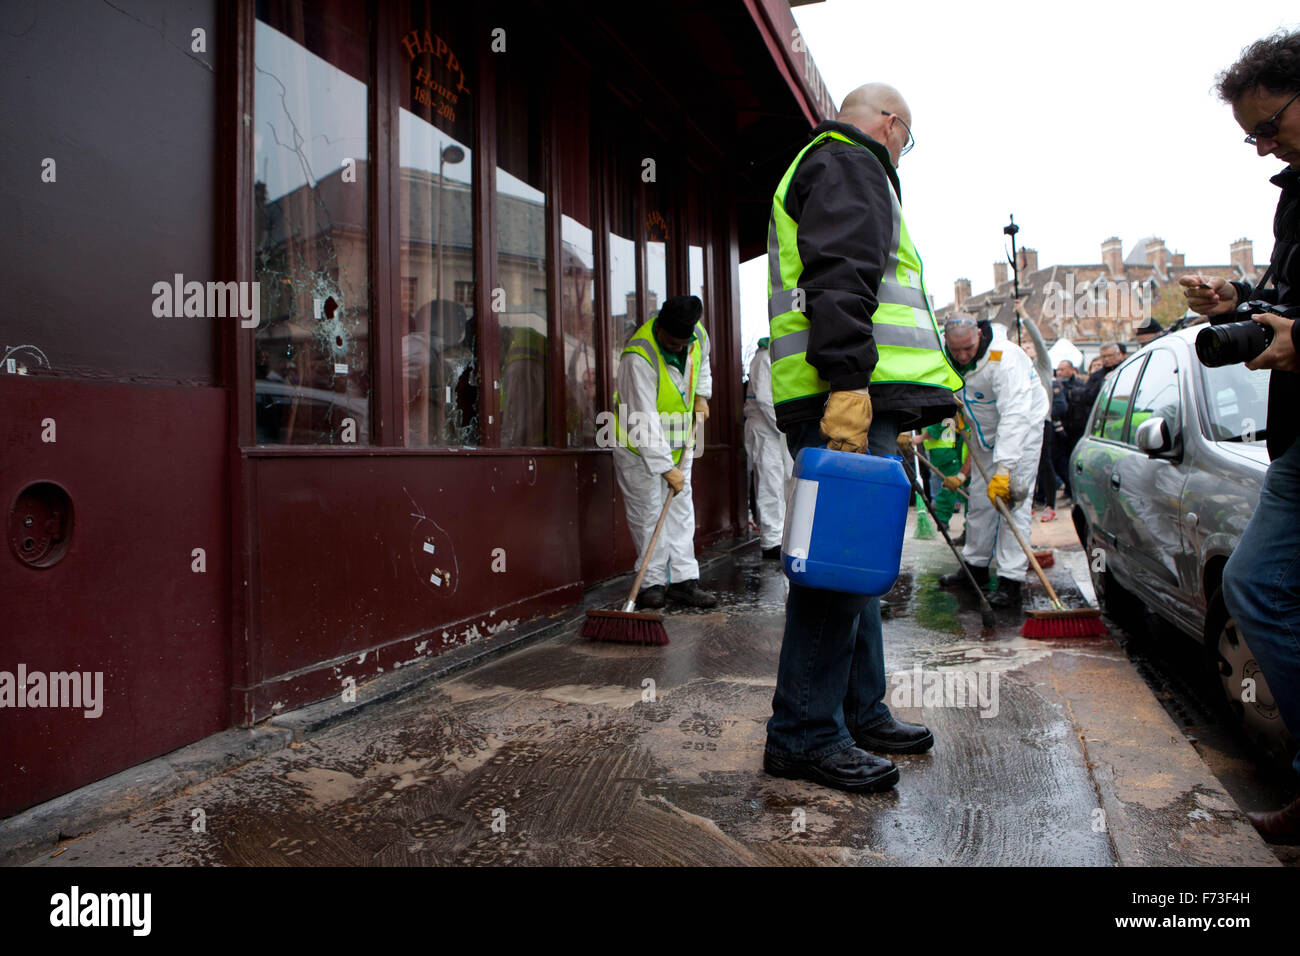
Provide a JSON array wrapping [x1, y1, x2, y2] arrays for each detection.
[[1228, 166, 1300, 461], [1060, 375, 1092, 439], [777, 120, 957, 432]]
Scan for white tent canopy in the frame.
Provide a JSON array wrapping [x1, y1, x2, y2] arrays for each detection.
[[1048, 338, 1083, 369]]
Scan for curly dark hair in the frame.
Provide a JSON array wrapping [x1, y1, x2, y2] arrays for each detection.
[[1217, 29, 1300, 102]]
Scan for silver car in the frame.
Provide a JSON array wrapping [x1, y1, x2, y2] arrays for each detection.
[[1069, 327, 1292, 763]]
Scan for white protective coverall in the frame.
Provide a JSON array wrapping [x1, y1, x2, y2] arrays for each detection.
[[743, 344, 794, 549], [957, 326, 1048, 582], [612, 334, 712, 588]]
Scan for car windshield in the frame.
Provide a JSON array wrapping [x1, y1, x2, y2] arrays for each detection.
[[1199, 361, 1270, 442]]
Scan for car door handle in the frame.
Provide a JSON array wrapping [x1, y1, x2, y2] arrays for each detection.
[[1110, 473, 1121, 490]]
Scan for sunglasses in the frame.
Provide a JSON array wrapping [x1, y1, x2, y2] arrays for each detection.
[[1245, 90, 1300, 145]]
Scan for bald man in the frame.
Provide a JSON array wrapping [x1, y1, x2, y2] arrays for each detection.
[[765, 83, 961, 792]]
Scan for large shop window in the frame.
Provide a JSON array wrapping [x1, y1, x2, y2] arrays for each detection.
[[253, 1, 372, 445], [495, 48, 550, 447], [400, 5, 478, 447], [558, 76, 597, 447]]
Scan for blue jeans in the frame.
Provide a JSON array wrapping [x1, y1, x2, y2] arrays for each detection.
[[765, 414, 902, 760], [1222, 438, 1300, 779]]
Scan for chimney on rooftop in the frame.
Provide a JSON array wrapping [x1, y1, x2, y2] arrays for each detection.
[[954, 278, 971, 309], [1172, 251, 1185, 268], [1144, 237, 1168, 275], [1016, 247, 1038, 275], [1230, 238, 1255, 277], [1102, 236, 1123, 276], [993, 262, 1007, 287]]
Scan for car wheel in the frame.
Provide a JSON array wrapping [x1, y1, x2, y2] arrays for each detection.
[[1084, 522, 1134, 620], [1205, 587, 1294, 766]]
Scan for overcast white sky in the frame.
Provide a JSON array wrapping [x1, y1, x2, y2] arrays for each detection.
[[739, 0, 1299, 366]]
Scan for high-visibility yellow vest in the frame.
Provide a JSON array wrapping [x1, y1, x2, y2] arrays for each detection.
[[767, 130, 961, 408], [612, 317, 706, 466]]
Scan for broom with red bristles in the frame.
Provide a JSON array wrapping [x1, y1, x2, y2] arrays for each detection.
[[581, 488, 676, 645], [960, 442, 1106, 638]]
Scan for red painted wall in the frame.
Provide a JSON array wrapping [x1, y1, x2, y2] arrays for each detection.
[[0, 379, 230, 816]]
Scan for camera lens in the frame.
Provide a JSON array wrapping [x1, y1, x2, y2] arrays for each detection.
[[1195, 320, 1274, 367]]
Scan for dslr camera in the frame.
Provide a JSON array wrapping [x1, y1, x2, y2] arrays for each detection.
[[1196, 300, 1299, 368]]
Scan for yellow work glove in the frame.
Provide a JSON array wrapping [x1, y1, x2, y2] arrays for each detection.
[[820, 389, 873, 454], [693, 395, 709, 422], [987, 472, 1012, 504], [663, 467, 685, 494], [896, 432, 914, 453], [942, 473, 965, 492]]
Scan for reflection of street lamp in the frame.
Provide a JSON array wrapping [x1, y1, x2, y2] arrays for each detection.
[[427, 142, 465, 444], [435, 144, 466, 308]]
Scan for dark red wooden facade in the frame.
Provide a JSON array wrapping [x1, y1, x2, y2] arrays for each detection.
[[0, 0, 831, 816]]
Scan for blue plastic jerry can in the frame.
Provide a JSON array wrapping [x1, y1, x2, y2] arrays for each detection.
[[781, 447, 911, 595]]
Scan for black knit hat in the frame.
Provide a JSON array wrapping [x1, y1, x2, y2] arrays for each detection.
[[1135, 315, 1163, 335], [655, 295, 703, 339]]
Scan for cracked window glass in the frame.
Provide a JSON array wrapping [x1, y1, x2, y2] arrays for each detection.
[[400, 6, 477, 447], [496, 49, 549, 448], [253, 1, 371, 446]]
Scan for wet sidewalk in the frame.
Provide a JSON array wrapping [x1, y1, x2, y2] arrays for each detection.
[[12, 513, 1281, 866]]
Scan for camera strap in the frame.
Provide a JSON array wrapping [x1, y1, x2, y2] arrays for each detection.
[[1248, 262, 1276, 299]]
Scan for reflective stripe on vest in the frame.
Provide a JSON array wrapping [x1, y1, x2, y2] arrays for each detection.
[[612, 317, 705, 466], [767, 130, 961, 407]]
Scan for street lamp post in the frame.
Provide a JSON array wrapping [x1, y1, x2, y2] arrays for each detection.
[[1004, 214, 1023, 345]]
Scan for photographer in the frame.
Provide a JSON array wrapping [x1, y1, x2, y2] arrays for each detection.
[[1181, 29, 1300, 844]]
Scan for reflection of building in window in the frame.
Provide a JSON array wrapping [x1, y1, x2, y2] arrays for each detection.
[[254, 161, 372, 446], [454, 280, 474, 308], [402, 277, 419, 323]]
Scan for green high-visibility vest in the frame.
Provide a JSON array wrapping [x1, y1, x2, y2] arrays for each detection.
[[612, 317, 706, 466], [767, 130, 961, 407]]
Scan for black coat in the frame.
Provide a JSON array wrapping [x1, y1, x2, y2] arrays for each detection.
[[1229, 166, 1300, 460]]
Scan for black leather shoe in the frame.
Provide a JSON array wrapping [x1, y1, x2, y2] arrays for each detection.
[[939, 562, 988, 589], [764, 746, 899, 793], [987, 577, 1023, 609], [761, 546, 781, 560], [636, 584, 666, 609], [666, 580, 718, 607], [853, 716, 934, 754]]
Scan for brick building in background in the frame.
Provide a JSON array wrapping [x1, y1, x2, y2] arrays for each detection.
[[938, 236, 1267, 349]]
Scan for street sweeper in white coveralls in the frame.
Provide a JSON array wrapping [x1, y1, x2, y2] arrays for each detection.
[[938, 316, 1047, 608], [744, 338, 794, 558]]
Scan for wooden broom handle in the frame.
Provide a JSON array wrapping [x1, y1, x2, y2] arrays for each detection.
[[913, 447, 972, 503], [624, 486, 678, 610], [960, 429, 1064, 610]]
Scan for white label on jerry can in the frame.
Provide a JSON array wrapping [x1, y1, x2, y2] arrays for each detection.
[[783, 478, 818, 562]]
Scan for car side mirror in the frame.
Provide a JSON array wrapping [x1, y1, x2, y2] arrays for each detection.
[[1135, 417, 1171, 455]]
